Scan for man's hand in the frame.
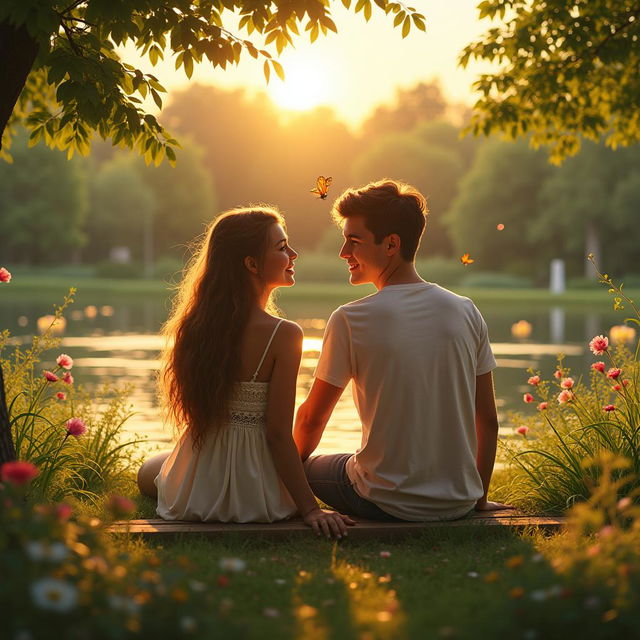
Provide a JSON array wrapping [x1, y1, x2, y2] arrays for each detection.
[[474, 499, 513, 511]]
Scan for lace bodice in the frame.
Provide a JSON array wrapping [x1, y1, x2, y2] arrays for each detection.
[[228, 381, 269, 429]]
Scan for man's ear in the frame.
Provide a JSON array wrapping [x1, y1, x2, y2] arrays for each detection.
[[386, 234, 401, 256], [244, 256, 259, 275]]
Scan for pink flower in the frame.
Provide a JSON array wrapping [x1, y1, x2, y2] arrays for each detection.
[[557, 390, 574, 404], [537, 402, 548, 411], [0, 267, 11, 283], [56, 354, 73, 370], [613, 384, 622, 392], [591, 362, 606, 373], [379, 551, 391, 558], [516, 426, 529, 436], [607, 368, 622, 379], [617, 497, 632, 511], [523, 393, 535, 403], [56, 503, 73, 521], [560, 378, 574, 389], [589, 335, 609, 355], [603, 404, 616, 412], [44, 370, 59, 382], [56, 392, 67, 401], [65, 418, 87, 437], [623, 379, 631, 387], [527, 375, 540, 386], [1, 461, 39, 486], [105, 494, 136, 518], [62, 372, 74, 385], [553, 370, 563, 379]]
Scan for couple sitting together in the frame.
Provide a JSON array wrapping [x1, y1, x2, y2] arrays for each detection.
[[137, 179, 508, 539]]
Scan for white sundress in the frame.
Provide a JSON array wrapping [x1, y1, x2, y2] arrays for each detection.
[[155, 319, 297, 522]]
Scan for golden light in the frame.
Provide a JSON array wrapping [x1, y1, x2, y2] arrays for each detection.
[[511, 320, 532, 340], [268, 54, 331, 111], [609, 324, 636, 345], [37, 315, 66, 335]]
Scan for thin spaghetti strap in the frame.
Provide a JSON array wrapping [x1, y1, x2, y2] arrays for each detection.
[[251, 319, 285, 382]]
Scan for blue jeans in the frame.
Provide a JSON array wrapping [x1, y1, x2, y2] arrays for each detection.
[[303, 453, 402, 521]]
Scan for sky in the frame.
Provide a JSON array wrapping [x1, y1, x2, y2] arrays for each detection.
[[124, 0, 497, 130]]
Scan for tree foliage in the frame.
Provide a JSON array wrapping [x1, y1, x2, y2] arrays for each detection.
[[0, 0, 425, 165], [461, 0, 640, 162]]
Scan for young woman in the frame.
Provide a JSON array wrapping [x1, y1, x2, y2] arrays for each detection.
[[137, 207, 353, 538]]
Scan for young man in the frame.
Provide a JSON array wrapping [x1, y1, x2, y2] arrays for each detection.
[[293, 179, 509, 521]]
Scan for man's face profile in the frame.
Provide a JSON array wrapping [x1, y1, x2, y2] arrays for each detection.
[[339, 216, 388, 286]]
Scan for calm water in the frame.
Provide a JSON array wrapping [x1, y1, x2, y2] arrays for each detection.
[[1, 287, 626, 454]]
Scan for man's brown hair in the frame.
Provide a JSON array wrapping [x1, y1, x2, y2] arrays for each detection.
[[332, 179, 428, 261]]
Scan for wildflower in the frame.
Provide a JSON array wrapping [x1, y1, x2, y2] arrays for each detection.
[[105, 494, 136, 518], [537, 402, 548, 411], [607, 368, 622, 379], [180, 617, 198, 633], [189, 580, 206, 592], [263, 608, 280, 618], [509, 587, 525, 599], [530, 590, 547, 602], [589, 335, 609, 355], [217, 575, 229, 587], [274, 578, 286, 585], [56, 392, 67, 401], [0, 267, 11, 282], [219, 557, 246, 573], [527, 375, 540, 386], [516, 426, 529, 436], [505, 555, 524, 568], [623, 379, 631, 387], [1, 461, 39, 486], [108, 595, 140, 615], [560, 378, 574, 389], [483, 571, 499, 583], [56, 354, 74, 369], [467, 571, 479, 578], [523, 393, 534, 403], [62, 371, 74, 385], [553, 369, 563, 379], [613, 384, 622, 392], [379, 551, 391, 558], [56, 503, 73, 521], [603, 404, 616, 412], [26, 541, 69, 563], [44, 371, 59, 382], [66, 418, 87, 437], [617, 497, 632, 511], [598, 525, 615, 539], [557, 390, 574, 404], [31, 578, 78, 612], [591, 362, 606, 373]]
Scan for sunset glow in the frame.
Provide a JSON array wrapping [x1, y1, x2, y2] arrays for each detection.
[[267, 56, 332, 111]]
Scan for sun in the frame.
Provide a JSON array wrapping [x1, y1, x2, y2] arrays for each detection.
[[267, 54, 331, 111]]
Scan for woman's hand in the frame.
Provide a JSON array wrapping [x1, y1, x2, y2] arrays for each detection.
[[303, 507, 356, 539]]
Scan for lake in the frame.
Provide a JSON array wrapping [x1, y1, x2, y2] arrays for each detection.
[[1, 283, 629, 455]]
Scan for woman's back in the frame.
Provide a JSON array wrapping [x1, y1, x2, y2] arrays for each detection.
[[155, 315, 297, 522]]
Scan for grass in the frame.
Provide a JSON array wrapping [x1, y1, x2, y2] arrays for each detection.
[[116, 526, 539, 640]]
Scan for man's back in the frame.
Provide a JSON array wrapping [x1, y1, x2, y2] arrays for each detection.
[[315, 281, 496, 521]]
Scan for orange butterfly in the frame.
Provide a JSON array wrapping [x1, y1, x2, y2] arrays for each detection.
[[460, 253, 474, 266], [310, 176, 332, 199]]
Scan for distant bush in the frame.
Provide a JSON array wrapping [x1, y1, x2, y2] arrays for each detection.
[[95, 261, 143, 279], [567, 277, 603, 290], [415, 257, 464, 286], [153, 256, 183, 281], [459, 272, 533, 288]]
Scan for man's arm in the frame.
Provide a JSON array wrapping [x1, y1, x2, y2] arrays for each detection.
[[294, 378, 344, 461], [475, 371, 511, 511]]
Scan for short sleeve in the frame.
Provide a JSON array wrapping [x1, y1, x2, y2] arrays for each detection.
[[314, 308, 352, 388], [475, 307, 497, 376]]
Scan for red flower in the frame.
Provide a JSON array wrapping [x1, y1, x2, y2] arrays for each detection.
[[537, 402, 548, 411], [44, 371, 59, 382], [589, 335, 609, 356], [607, 368, 622, 379], [603, 404, 616, 412], [527, 375, 540, 386], [591, 362, 606, 373], [613, 384, 622, 392], [56, 392, 67, 401], [560, 378, 574, 389], [523, 393, 535, 403], [553, 370, 563, 379], [56, 503, 73, 521], [1, 461, 39, 486], [62, 372, 74, 385], [105, 494, 136, 518], [217, 575, 230, 587], [0, 267, 11, 283], [66, 418, 87, 437], [516, 426, 529, 436]]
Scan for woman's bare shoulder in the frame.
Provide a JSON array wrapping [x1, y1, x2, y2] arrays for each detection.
[[275, 318, 303, 343]]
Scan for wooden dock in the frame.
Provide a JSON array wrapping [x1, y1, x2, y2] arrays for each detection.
[[107, 509, 565, 540]]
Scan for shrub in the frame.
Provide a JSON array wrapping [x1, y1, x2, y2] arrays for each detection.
[[459, 271, 533, 288]]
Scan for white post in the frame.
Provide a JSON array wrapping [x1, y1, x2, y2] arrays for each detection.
[[550, 259, 565, 295]]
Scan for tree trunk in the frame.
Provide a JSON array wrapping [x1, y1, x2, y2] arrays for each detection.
[[0, 364, 16, 464], [0, 20, 39, 150]]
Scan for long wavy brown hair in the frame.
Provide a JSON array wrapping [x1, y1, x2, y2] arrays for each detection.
[[160, 207, 284, 450]]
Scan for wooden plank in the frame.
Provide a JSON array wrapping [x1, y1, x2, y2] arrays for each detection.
[[108, 509, 566, 540]]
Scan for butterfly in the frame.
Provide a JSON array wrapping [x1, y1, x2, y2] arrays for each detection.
[[310, 176, 332, 199], [460, 253, 474, 266]]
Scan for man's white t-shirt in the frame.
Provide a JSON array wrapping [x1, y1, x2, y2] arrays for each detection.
[[314, 282, 497, 521]]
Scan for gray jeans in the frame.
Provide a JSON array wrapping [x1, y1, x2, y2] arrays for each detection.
[[303, 453, 402, 521]]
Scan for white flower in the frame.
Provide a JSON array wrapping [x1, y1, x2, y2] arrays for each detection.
[[108, 595, 140, 615], [274, 578, 287, 585], [219, 557, 246, 573], [188, 579, 206, 592], [31, 578, 78, 612], [26, 541, 69, 563], [467, 571, 479, 578], [180, 617, 198, 633], [263, 608, 280, 618], [529, 590, 547, 602]]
